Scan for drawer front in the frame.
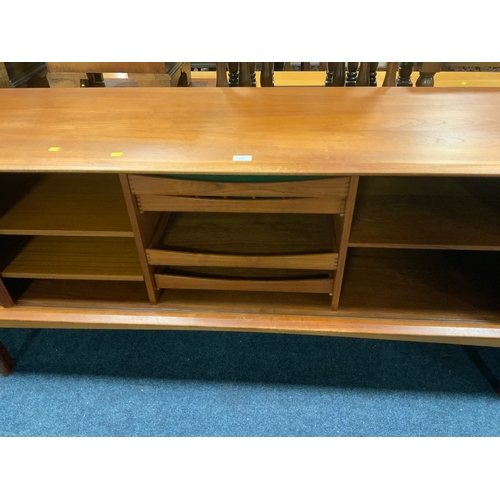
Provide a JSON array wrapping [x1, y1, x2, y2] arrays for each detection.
[[129, 175, 350, 215]]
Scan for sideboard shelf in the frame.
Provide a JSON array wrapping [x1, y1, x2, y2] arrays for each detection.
[[0, 173, 133, 237], [349, 177, 500, 250], [1, 236, 143, 281], [339, 247, 500, 321]]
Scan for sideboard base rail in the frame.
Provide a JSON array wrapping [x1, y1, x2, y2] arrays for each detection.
[[1, 307, 500, 348]]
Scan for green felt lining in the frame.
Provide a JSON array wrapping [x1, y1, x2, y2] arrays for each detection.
[[162, 175, 325, 183]]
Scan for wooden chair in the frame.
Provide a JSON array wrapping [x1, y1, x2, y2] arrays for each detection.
[[325, 62, 398, 87], [216, 63, 274, 87], [122, 174, 353, 306], [216, 62, 399, 87], [216, 63, 319, 86]]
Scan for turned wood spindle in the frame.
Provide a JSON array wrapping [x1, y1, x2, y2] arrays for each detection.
[[238, 63, 252, 87], [369, 62, 378, 86], [325, 63, 333, 86], [356, 62, 371, 86], [325, 63, 346, 87], [228, 62, 239, 87], [416, 62, 442, 87], [216, 62, 229, 87], [397, 62, 414, 86], [260, 63, 274, 87], [346, 62, 358, 86], [382, 62, 398, 87], [250, 63, 257, 87]]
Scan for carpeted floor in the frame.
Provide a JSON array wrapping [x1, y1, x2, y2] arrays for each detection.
[[1, 328, 499, 436]]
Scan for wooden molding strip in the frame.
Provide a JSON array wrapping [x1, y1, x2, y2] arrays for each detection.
[[1, 306, 499, 347], [155, 274, 333, 293], [147, 249, 339, 270], [129, 174, 350, 198], [138, 195, 346, 214]]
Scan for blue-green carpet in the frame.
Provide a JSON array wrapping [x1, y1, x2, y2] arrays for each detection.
[[1, 328, 499, 436]]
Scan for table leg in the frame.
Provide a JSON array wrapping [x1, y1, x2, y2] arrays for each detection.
[[416, 62, 442, 87]]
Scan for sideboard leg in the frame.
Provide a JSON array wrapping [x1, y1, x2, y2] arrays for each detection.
[[0, 342, 16, 377]]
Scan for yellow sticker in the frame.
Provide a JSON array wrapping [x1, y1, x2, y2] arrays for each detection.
[[111, 152, 123, 157], [48, 147, 60, 152], [462, 82, 467, 85]]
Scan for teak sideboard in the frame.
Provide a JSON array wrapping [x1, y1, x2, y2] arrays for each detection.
[[0, 87, 499, 367]]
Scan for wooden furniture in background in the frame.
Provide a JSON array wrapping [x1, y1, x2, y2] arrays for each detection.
[[397, 62, 500, 87], [216, 63, 272, 87], [0, 87, 500, 376], [46, 62, 191, 88], [325, 63, 398, 86], [216, 63, 399, 87], [0, 62, 47, 88]]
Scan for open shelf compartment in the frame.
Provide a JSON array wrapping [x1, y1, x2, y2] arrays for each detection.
[[339, 247, 500, 321], [349, 176, 500, 250], [0, 173, 133, 237], [0, 236, 143, 281]]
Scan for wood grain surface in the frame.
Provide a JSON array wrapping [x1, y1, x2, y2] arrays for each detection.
[[350, 177, 500, 249], [2, 88, 500, 175], [0, 173, 133, 236], [1, 86, 500, 345], [1, 236, 143, 280], [46, 63, 168, 74]]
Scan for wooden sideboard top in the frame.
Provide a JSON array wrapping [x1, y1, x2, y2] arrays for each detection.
[[1, 87, 500, 175]]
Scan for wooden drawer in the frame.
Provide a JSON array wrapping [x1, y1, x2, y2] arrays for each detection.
[[147, 211, 338, 295], [124, 174, 353, 302], [128, 175, 350, 214]]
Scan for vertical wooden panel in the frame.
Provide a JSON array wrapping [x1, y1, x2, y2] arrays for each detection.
[[119, 174, 162, 304], [0, 277, 14, 307], [331, 176, 359, 310]]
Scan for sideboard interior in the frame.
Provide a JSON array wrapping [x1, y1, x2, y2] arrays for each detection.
[[1, 173, 499, 332]]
